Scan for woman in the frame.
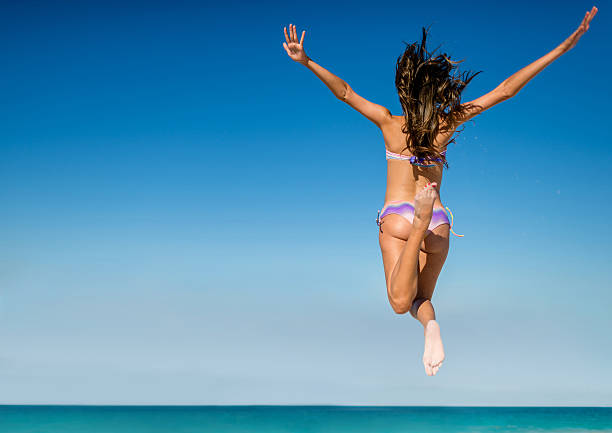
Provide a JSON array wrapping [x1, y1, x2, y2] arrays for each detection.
[[282, 7, 597, 376]]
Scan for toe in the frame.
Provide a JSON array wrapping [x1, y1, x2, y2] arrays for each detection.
[[432, 365, 439, 375]]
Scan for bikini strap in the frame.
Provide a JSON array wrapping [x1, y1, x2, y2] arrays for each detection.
[[444, 206, 464, 237]]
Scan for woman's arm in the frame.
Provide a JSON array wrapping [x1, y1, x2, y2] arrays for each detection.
[[454, 6, 598, 127], [282, 23, 393, 128]]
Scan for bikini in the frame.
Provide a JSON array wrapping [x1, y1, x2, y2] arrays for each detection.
[[376, 149, 463, 237]]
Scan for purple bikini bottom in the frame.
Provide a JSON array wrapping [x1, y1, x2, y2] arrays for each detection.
[[376, 201, 450, 234]]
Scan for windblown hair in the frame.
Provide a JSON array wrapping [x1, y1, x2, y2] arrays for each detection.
[[395, 25, 482, 168]]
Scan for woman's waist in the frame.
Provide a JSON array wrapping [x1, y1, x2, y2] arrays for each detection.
[[380, 199, 447, 211], [382, 193, 445, 209]]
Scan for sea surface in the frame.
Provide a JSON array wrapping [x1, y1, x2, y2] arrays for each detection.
[[0, 406, 610, 433]]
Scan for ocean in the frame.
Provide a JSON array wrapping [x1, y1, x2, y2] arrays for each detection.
[[0, 406, 610, 432]]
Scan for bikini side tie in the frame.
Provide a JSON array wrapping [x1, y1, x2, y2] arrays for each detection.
[[444, 206, 464, 237]]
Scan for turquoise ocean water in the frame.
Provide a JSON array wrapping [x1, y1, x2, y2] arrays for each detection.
[[0, 406, 610, 432]]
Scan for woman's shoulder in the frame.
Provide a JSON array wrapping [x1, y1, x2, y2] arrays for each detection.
[[381, 116, 410, 153]]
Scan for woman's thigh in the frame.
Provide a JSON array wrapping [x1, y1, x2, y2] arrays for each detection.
[[417, 224, 450, 300]]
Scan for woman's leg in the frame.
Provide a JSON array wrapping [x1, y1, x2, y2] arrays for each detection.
[[411, 238, 449, 326], [386, 183, 439, 313], [412, 236, 449, 376], [378, 183, 450, 376]]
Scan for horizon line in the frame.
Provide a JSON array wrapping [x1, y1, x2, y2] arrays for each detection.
[[1, 404, 611, 408]]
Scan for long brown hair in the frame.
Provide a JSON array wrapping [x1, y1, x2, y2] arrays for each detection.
[[395, 25, 482, 168]]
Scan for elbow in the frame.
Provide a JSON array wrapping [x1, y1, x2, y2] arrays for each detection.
[[338, 84, 350, 101], [499, 84, 515, 100], [502, 90, 515, 100]]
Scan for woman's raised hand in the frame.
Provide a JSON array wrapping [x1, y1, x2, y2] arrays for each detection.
[[560, 6, 598, 52], [283, 23, 309, 65]]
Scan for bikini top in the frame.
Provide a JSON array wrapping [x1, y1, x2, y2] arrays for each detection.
[[386, 149, 447, 167]]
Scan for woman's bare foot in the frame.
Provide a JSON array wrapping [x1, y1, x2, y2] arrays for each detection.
[[423, 320, 445, 376], [413, 182, 438, 232]]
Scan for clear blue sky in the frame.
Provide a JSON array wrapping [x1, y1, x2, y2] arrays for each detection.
[[1, 0, 610, 405]]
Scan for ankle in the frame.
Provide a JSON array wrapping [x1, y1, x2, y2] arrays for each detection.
[[424, 320, 439, 332]]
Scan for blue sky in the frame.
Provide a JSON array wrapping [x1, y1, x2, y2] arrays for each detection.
[[1, 0, 611, 405]]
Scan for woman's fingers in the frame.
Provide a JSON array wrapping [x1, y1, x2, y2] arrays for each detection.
[[582, 7, 598, 31], [557, 7, 597, 52], [581, 11, 590, 31], [576, 13, 588, 36], [283, 23, 306, 46], [587, 6, 598, 28], [284, 24, 296, 44], [566, 6, 597, 50], [283, 23, 306, 59]]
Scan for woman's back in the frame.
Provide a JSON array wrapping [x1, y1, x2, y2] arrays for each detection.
[[381, 115, 456, 207]]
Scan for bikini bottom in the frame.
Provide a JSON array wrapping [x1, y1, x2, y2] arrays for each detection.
[[376, 200, 463, 237]]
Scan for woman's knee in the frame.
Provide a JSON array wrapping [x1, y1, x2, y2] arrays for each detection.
[[387, 282, 417, 314], [389, 299, 411, 314]]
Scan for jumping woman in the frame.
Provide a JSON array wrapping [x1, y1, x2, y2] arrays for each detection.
[[282, 7, 597, 376]]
